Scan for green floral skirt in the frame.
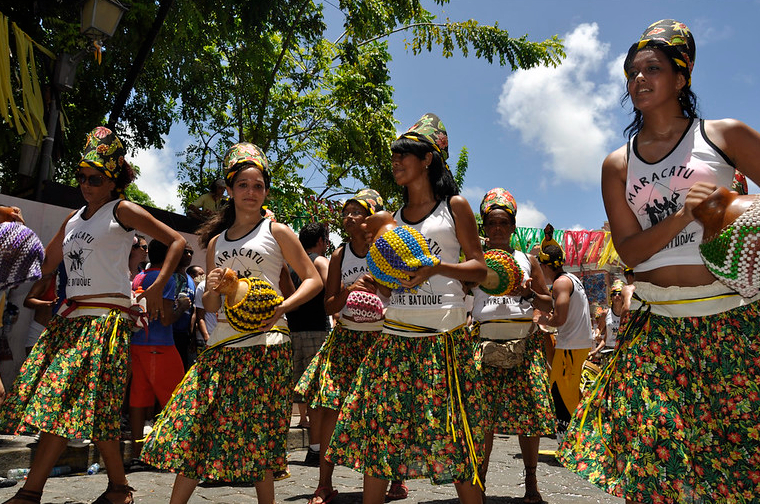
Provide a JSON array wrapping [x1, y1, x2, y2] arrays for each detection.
[[473, 327, 555, 437], [141, 342, 292, 482], [295, 324, 379, 410], [326, 328, 485, 486], [558, 303, 760, 503], [0, 312, 131, 440]]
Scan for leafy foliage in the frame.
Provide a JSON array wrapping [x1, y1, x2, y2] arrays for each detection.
[[1, 0, 564, 224]]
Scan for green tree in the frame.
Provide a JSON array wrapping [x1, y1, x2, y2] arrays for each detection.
[[168, 1, 564, 222], [1, 0, 563, 222]]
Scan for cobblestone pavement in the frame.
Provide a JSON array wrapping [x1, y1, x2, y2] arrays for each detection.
[[0, 435, 623, 503]]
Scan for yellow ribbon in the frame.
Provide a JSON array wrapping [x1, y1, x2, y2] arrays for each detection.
[[385, 318, 483, 489], [575, 289, 740, 455], [317, 323, 340, 404]]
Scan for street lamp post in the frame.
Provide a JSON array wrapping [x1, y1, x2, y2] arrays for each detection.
[[34, 0, 128, 200]]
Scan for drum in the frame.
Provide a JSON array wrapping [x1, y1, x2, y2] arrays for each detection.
[[580, 359, 601, 395]]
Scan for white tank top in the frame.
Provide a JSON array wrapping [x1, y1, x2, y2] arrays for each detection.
[[214, 219, 287, 328], [389, 199, 465, 311], [338, 242, 373, 318], [63, 199, 132, 298], [472, 251, 532, 321], [555, 273, 593, 350], [605, 307, 621, 348], [626, 119, 735, 272]]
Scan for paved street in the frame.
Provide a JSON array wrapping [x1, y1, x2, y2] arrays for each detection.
[[0, 434, 623, 503]]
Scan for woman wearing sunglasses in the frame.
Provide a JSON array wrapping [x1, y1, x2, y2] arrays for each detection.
[[0, 126, 186, 504]]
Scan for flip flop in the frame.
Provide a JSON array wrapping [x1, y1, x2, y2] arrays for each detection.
[[308, 486, 338, 504], [386, 481, 409, 501]]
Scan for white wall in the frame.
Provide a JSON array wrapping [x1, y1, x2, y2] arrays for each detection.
[[0, 195, 204, 388]]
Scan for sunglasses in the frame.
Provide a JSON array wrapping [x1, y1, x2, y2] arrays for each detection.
[[132, 243, 148, 251], [76, 173, 105, 187]]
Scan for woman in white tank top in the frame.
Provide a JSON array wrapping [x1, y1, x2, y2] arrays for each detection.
[[140, 142, 322, 504], [0, 127, 186, 504], [327, 113, 488, 504], [470, 188, 553, 503], [295, 189, 398, 504], [559, 20, 760, 504]]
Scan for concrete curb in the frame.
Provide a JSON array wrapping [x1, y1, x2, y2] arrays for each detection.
[[0, 426, 311, 476]]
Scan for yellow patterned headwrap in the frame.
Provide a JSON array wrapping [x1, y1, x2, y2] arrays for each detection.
[[537, 224, 565, 268]]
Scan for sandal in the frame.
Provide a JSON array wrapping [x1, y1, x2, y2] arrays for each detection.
[[91, 482, 135, 504], [2, 489, 42, 504], [386, 481, 409, 501], [308, 486, 338, 504], [523, 466, 542, 504], [123, 458, 154, 473]]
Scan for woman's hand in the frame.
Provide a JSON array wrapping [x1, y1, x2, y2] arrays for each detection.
[[260, 304, 288, 333], [516, 278, 534, 299], [349, 274, 377, 294], [400, 265, 437, 289], [205, 267, 225, 292], [682, 181, 718, 221], [532, 308, 551, 326], [137, 284, 164, 321]]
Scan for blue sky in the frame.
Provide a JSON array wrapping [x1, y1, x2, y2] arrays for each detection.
[[132, 0, 760, 232]]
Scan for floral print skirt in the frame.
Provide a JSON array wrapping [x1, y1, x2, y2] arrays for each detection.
[[558, 303, 760, 503], [473, 328, 555, 437], [140, 342, 292, 482], [0, 312, 130, 440], [326, 328, 485, 486], [295, 324, 378, 410]]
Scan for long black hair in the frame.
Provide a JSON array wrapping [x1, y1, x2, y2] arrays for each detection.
[[623, 47, 699, 139], [391, 137, 458, 203]]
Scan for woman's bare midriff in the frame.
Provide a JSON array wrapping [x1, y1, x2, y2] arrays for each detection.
[[634, 264, 718, 288]]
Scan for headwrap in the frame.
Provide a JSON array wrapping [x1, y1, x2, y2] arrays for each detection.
[[78, 126, 127, 182], [537, 224, 565, 269], [223, 142, 270, 185], [262, 207, 276, 222], [624, 19, 695, 86], [397, 113, 449, 171], [344, 188, 384, 215], [611, 279, 625, 293], [480, 187, 517, 218]]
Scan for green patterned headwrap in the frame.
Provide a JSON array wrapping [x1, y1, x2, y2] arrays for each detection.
[[398, 113, 449, 171], [78, 126, 127, 181]]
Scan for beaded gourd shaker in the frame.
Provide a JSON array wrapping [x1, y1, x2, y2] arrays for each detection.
[[344, 290, 384, 323], [215, 268, 284, 332], [481, 249, 524, 297], [693, 186, 760, 297], [368, 226, 441, 292]]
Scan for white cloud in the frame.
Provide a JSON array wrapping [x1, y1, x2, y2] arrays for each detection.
[[515, 200, 547, 229], [497, 23, 622, 187], [130, 136, 185, 211]]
